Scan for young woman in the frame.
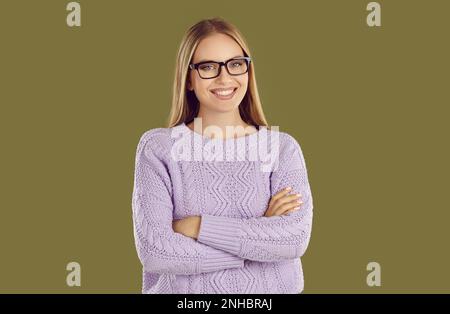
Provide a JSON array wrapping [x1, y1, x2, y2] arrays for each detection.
[[132, 17, 314, 294]]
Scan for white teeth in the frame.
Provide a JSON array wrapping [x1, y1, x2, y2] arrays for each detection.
[[212, 88, 235, 96]]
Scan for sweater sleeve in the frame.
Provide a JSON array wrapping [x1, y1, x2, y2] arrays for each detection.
[[132, 130, 245, 275], [197, 134, 314, 262]]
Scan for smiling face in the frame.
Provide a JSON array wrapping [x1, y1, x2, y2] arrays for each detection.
[[187, 33, 249, 114]]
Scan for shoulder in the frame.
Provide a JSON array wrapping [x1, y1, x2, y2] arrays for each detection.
[[135, 127, 173, 160], [137, 127, 171, 146], [267, 127, 303, 156], [267, 128, 307, 171]]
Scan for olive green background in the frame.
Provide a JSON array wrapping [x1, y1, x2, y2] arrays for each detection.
[[0, 0, 449, 293]]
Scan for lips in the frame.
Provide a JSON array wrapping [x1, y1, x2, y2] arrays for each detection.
[[210, 87, 238, 100], [210, 87, 238, 96]]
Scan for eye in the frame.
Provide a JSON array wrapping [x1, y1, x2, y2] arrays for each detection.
[[231, 61, 242, 68], [199, 63, 217, 72]]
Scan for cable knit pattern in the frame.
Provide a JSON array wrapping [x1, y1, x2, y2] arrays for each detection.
[[131, 122, 314, 294]]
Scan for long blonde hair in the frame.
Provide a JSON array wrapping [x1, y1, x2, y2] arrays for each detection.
[[167, 17, 269, 129]]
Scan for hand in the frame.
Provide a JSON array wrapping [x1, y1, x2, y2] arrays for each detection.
[[264, 187, 303, 217], [172, 216, 201, 239]]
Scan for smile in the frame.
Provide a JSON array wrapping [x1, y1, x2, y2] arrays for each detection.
[[210, 87, 238, 100]]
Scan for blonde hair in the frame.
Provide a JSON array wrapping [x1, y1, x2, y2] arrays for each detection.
[[167, 17, 270, 129]]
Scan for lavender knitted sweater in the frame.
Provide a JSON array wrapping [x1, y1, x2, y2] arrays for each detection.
[[131, 122, 314, 294]]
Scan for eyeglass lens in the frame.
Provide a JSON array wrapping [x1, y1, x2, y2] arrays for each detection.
[[197, 59, 248, 78]]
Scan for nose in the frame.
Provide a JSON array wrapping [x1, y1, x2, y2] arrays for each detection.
[[216, 64, 233, 82]]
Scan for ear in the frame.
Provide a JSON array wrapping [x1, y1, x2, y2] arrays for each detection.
[[186, 79, 193, 91]]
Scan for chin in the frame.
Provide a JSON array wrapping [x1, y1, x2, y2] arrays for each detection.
[[210, 104, 239, 113]]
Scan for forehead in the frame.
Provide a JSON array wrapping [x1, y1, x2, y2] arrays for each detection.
[[192, 33, 244, 63]]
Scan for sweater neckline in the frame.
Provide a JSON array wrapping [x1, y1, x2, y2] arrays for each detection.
[[179, 122, 266, 143]]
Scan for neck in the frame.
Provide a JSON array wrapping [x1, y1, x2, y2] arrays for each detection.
[[188, 107, 256, 139]]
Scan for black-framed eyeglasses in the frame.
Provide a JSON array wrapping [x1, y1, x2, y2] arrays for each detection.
[[189, 57, 251, 79]]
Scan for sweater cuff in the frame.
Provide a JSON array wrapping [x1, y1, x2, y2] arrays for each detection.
[[197, 214, 242, 255], [200, 250, 244, 273]]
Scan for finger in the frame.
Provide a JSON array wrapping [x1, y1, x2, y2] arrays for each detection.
[[273, 200, 303, 216], [283, 209, 295, 215], [267, 193, 302, 216], [273, 193, 302, 208], [275, 205, 301, 216], [284, 206, 302, 215], [269, 187, 292, 207], [267, 188, 302, 216], [270, 188, 301, 208]]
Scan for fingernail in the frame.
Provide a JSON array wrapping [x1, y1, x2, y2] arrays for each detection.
[[294, 206, 300, 210], [286, 187, 292, 191]]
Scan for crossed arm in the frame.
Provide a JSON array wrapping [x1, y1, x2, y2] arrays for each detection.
[[172, 186, 304, 240], [132, 131, 313, 274]]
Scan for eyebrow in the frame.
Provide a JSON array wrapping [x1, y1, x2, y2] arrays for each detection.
[[194, 55, 245, 64]]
